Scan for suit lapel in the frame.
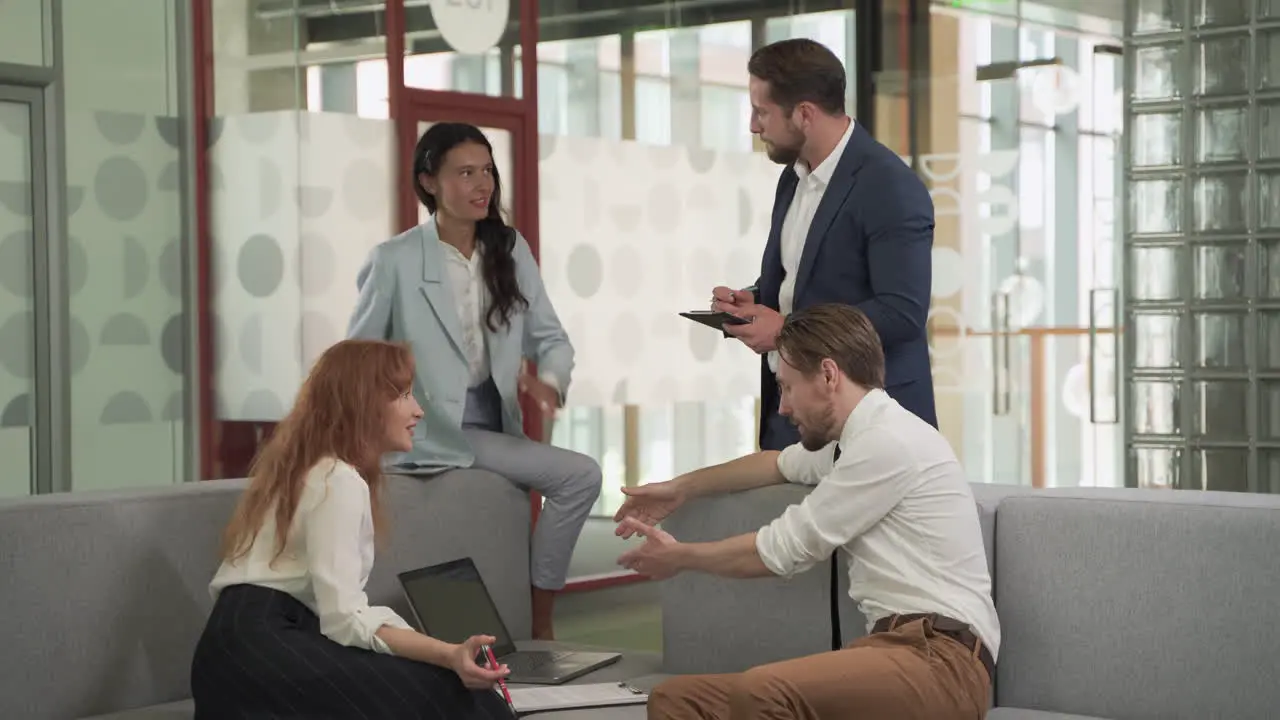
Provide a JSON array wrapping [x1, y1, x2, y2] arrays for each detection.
[[761, 170, 797, 308], [793, 124, 869, 302], [416, 221, 467, 360]]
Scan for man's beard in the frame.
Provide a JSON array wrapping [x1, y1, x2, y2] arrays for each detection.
[[797, 402, 838, 451], [764, 125, 804, 165], [766, 142, 801, 165]]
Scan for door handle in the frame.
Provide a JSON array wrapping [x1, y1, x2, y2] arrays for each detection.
[[991, 291, 1011, 416], [1088, 288, 1120, 425]]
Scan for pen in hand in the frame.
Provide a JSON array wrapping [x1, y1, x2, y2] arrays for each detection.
[[483, 644, 518, 716]]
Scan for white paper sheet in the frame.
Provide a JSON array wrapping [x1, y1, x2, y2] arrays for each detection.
[[507, 682, 648, 712]]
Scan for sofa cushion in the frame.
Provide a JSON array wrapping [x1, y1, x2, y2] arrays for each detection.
[[994, 489, 1280, 720], [371, 471, 533, 640], [987, 709, 1112, 720], [0, 479, 244, 720], [1, 469, 531, 720], [662, 484, 830, 673]]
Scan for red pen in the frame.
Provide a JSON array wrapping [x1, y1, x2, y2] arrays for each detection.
[[482, 644, 517, 716]]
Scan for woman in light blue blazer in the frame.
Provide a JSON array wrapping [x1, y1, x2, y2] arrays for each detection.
[[347, 122, 601, 639]]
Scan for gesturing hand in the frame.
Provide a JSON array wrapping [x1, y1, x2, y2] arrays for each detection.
[[520, 375, 560, 415], [616, 518, 683, 580], [448, 635, 511, 690], [612, 480, 686, 539], [518, 360, 561, 423]]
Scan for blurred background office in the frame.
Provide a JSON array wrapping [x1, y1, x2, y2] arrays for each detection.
[[3, 0, 1276, 612]]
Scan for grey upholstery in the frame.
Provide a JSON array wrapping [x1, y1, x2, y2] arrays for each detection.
[[661, 483, 1280, 719], [661, 484, 833, 674], [986, 710, 1110, 720], [16, 469, 1279, 719], [1, 471, 660, 720], [994, 489, 1280, 719], [0, 479, 244, 720]]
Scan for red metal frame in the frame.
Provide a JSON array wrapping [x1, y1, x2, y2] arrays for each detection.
[[192, 0, 216, 480]]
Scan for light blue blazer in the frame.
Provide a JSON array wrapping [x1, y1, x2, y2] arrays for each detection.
[[346, 220, 574, 471]]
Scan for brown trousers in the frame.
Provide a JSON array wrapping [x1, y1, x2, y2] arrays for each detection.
[[647, 618, 990, 720]]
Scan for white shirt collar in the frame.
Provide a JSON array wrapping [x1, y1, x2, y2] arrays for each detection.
[[794, 117, 855, 186], [838, 387, 889, 447]]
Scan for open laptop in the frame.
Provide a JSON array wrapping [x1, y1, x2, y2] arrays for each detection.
[[398, 557, 621, 685]]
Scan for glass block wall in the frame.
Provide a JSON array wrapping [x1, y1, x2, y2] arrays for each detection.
[[1125, 0, 1280, 492]]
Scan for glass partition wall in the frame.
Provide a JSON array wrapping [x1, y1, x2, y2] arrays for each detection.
[[206, 1, 1128, 510], [1125, 0, 1280, 492]]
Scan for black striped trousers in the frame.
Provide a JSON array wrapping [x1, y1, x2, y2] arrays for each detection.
[[190, 584, 513, 720]]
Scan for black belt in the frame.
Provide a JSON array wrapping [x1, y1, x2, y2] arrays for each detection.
[[872, 613, 996, 682]]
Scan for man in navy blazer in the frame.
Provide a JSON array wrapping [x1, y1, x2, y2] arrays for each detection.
[[714, 38, 936, 451]]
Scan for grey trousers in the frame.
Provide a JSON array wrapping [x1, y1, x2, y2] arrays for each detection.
[[463, 428, 602, 590], [461, 377, 601, 591]]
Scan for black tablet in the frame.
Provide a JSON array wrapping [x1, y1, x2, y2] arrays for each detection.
[[679, 310, 751, 331]]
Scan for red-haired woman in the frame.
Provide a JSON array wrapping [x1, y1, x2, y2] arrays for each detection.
[[190, 339, 513, 719]]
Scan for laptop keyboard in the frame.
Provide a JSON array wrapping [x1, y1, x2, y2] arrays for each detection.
[[504, 650, 572, 673]]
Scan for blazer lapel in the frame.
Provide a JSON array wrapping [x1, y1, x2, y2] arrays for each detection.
[[416, 222, 467, 360], [761, 169, 797, 308], [794, 124, 869, 301]]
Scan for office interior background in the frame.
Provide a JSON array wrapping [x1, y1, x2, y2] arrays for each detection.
[[1, 0, 1273, 578]]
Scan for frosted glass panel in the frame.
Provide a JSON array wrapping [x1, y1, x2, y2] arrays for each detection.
[[0, 99, 36, 498]]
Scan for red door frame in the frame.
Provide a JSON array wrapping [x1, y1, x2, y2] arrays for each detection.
[[192, 0, 215, 480]]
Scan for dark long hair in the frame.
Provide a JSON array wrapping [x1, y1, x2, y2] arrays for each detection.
[[413, 122, 528, 332]]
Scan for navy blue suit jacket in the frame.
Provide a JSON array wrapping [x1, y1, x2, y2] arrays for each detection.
[[757, 122, 937, 450]]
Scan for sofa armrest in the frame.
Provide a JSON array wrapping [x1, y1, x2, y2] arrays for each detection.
[[659, 484, 835, 674]]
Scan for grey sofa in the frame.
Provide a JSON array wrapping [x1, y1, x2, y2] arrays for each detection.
[[0, 471, 661, 719], [9, 473, 1277, 720], [661, 483, 1280, 719]]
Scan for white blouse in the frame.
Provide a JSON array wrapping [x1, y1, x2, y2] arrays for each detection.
[[439, 238, 492, 387], [209, 459, 412, 654]]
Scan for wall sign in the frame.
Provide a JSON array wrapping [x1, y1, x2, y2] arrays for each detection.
[[431, 0, 510, 56]]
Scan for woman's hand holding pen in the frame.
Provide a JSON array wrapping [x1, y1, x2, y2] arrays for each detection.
[[448, 635, 510, 690]]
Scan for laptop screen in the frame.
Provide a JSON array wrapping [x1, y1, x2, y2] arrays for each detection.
[[398, 558, 517, 657]]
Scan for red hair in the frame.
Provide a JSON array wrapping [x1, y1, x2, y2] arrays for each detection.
[[221, 339, 415, 563]]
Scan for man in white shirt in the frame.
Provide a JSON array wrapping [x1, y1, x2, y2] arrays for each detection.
[[614, 304, 997, 719]]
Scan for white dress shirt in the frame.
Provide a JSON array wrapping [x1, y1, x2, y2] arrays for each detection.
[[440, 239, 492, 387], [768, 118, 856, 373], [437, 230, 561, 399], [209, 459, 412, 654], [754, 389, 1002, 658]]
